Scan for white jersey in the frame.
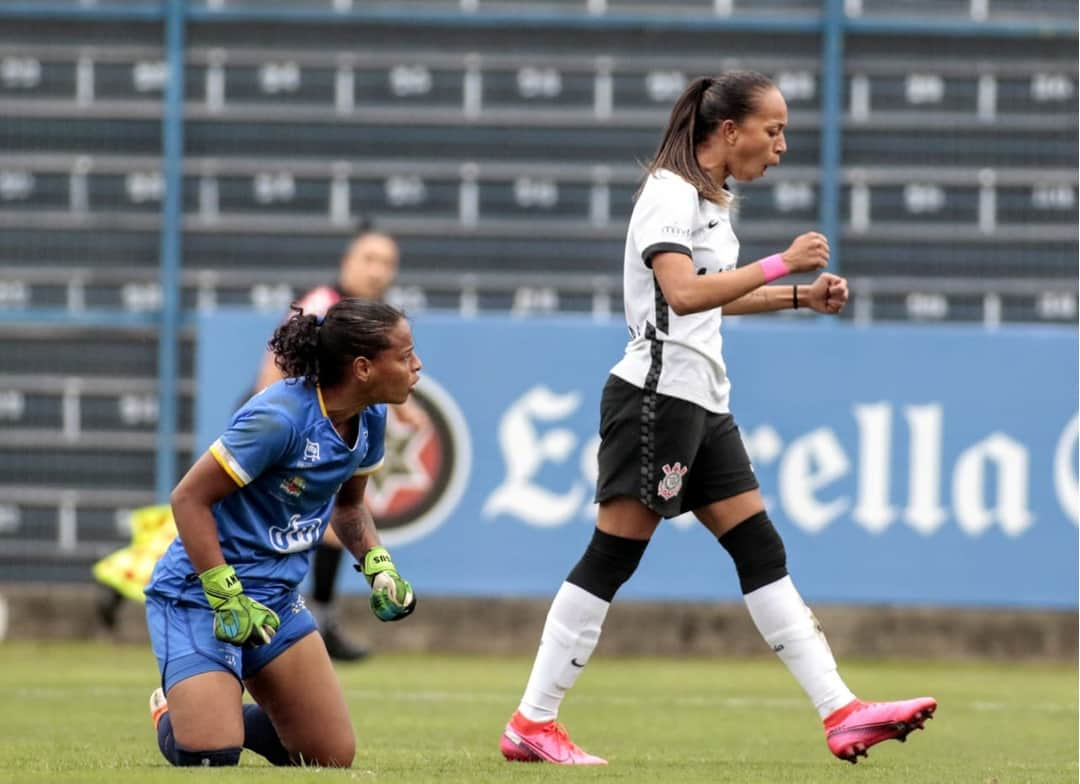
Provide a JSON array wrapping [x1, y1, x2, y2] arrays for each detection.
[[610, 168, 738, 413]]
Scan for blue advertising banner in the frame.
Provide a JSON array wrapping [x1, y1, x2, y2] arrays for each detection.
[[197, 311, 1078, 608]]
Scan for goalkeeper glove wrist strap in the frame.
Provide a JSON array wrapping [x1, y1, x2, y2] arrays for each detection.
[[357, 545, 396, 584], [200, 563, 243, 607]]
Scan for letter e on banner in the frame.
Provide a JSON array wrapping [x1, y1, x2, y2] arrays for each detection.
[[483, 387, 586, 527]]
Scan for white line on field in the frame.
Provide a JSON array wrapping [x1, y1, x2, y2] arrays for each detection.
[[5, 686, 1076, 714]]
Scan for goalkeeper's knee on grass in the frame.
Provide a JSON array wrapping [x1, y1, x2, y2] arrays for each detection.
[[172, 746, 242, 767], [156, 709, 242, 767]]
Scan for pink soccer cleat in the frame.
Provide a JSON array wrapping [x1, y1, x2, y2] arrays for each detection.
[[500, 711, 608, 765], [824, 696, 937, 763]]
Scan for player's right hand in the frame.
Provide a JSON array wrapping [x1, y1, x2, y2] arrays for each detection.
[[369, 571, 416, 622], [199, 564, 280, 647], [781, 232, 830, 273], [358, 546, 417, 622]]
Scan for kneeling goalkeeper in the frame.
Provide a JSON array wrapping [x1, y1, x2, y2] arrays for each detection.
[[144, 298, 419, 768]]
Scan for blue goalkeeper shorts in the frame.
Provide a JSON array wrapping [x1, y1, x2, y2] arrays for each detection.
[[146, 589, 318, 693]]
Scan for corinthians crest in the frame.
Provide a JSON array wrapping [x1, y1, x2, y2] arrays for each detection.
[[657, 462, 689, 500]]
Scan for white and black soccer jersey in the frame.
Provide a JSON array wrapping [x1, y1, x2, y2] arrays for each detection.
[[609, 168, 738, 413]]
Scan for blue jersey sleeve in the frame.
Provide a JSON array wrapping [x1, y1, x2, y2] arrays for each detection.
[[355, 404, 387, 475], [210, 401, 295, 487]]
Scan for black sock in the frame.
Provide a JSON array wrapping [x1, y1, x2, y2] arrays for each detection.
[[311, 544, 343, 605], [156, 712, 241, 766], [242, 703, 291, 766], [156, 710, 177, 763]]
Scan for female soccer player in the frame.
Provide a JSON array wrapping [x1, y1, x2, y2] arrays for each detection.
[[145, 298, 420, 767], [499, 72, 936, 766], [252, 229, 425, 663]]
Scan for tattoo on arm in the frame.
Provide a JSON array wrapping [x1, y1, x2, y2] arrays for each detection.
[[330, 504, 379, 560]]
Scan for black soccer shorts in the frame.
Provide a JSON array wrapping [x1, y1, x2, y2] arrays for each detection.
[[594, 375, 759, 518]]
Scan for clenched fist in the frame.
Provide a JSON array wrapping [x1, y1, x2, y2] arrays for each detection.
[[805, 273, 848, 315], [782, 232, 830, 274]]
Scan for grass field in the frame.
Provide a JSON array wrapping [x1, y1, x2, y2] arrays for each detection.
[[0, 642, 1074, 784]]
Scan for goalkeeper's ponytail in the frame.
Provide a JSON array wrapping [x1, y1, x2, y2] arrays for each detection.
[[268, 298, 404, 387]]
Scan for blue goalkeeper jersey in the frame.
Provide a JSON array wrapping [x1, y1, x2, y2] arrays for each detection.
[[146, 379, 386, 606]]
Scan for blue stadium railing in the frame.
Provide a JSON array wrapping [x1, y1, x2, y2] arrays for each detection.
[[0, 0, 1075, 503]]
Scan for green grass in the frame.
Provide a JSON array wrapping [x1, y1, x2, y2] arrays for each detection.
[[0, 642, 1074, 783]]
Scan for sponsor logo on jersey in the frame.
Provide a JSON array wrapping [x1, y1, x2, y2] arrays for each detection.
[[303, 439, 321, 462], [661, 223, 691, 239], [268, 514, 323, 553], [657, 462, 689, 500], [280, 475, 306, 497]]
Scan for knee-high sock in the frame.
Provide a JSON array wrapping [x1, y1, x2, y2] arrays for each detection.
[[744, 576, 855, 718], [242, 703, 291, 766], [517, 582, 610, 723]]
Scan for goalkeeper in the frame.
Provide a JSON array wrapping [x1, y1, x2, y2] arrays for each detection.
[[144, 298, 420, 768]]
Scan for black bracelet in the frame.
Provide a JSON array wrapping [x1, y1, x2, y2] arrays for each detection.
[[792, 284, 799, 310]]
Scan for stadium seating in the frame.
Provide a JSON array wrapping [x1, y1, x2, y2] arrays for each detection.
[[0, 0, 1075, 578]]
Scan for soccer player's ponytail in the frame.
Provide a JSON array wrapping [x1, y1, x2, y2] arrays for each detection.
[[643, 70, 775, 204], [269, 298, 404, 387], [269, 305, 321, 383]]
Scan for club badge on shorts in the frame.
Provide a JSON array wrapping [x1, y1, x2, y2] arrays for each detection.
[[657, 462, 689, 500]]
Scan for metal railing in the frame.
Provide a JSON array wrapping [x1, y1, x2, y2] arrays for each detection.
[[0, 0, 1075, 507]]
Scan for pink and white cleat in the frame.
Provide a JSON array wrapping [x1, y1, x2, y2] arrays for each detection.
[[500, 711, 608, 765], [824, 696, 937, 763]]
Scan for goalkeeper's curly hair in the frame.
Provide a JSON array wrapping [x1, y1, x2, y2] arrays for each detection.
[[268, 298, 405, 387]]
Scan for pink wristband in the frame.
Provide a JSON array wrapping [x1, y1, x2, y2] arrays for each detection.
[[759, 253, 789, 283]]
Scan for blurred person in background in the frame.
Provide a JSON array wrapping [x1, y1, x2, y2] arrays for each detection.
[[253, 228, 427, 662], [92, 504, 177, 627], [499, 72, 936, 767], [145, 298, 420, 768]]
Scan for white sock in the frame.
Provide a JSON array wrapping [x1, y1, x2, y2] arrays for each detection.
[[743, 576, 856, 718], [517, 582, 610, 723]]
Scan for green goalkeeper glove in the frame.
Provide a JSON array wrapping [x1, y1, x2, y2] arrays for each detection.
[[199, 564, 280, 646], [356, 546, 416, 622]]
